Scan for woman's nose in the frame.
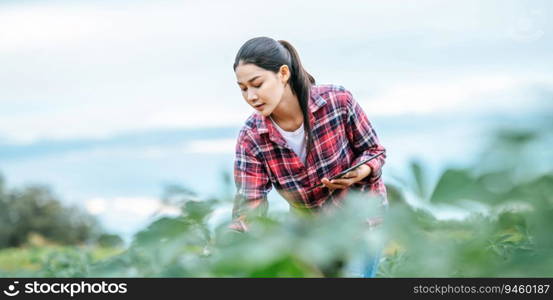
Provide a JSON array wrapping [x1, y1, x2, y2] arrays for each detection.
[[247, 90, 258, 101]]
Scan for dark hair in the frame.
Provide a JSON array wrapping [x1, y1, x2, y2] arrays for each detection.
[[233, 36, 316, 154]]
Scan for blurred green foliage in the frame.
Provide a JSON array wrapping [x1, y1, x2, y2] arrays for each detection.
[[379, 117, 553, 277], [1, 115, 552, 277], [0, 176, 122, 249], [0, 246, 123, 277]]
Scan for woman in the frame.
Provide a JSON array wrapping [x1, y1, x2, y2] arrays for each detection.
[[230, 37, 387, 277]]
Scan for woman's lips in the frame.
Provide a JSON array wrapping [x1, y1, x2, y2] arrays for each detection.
[[254, 103, 265, 110]]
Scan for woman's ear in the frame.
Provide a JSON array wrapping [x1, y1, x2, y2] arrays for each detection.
[[279, 65, 291, 85]]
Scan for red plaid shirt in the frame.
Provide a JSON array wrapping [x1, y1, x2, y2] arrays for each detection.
[[232, 84, 387, 229]]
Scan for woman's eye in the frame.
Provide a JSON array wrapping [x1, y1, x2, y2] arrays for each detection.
[[239, 83, 262, 91]]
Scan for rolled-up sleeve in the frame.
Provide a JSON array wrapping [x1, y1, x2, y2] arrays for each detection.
[[343, 90, 387, 198], [230, 131, 271, 231]]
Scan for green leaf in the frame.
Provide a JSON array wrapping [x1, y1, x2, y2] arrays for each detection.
[[409, 160, 428, 200]]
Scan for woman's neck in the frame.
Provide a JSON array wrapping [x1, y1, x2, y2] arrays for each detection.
[[270, 86, 304, 132]]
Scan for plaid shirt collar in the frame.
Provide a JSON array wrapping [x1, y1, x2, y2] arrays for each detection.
[[255, 87, 327, 146]]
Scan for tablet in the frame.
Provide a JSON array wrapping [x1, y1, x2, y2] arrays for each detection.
[[307, 152, 384, 191]]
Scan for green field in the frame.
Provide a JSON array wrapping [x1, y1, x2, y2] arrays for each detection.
[[1, 121, 552, 277]]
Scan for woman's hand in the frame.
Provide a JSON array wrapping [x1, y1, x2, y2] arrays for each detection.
[[321, 164, 372, 190]]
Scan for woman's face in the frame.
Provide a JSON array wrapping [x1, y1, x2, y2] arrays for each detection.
[[235, 63, 289, 117]]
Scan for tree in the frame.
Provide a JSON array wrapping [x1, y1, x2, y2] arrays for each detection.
[[0, 173, 120, 248]]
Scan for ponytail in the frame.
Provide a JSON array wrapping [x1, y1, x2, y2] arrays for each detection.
[[277, 40, 316, 154]]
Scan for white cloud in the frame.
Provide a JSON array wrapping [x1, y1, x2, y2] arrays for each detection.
[[0, 71, 549, 145], [84, 195, 182, 237], [0, 1, 508, 52], [0, 0, 550, 144], [85, 197, 107, 215], [110, 196, 161, 217], [0, 90, 250, 144], [0, 4, 111, 51], [183, 138, 236, 154], [361, 73, 552, 117], [84, 196, 164, 218]]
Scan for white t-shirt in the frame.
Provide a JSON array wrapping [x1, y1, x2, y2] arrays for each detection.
[[270, 117, 307, 164]]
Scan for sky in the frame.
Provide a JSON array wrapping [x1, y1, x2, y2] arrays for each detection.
[[1, 0, 551, 144], [1, 0, 552, 238]]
